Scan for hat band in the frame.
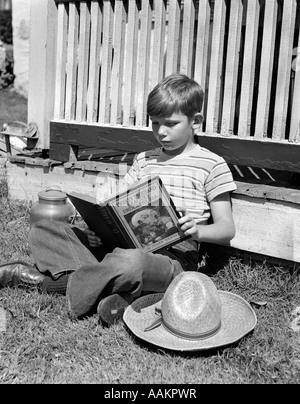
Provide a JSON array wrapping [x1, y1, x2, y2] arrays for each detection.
[[163, 319, 222, 341]]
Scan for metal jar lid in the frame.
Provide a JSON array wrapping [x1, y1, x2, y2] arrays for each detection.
[[38, 187, 67, 202]]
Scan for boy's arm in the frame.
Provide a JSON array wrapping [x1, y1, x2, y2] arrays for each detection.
[[178, 192, 236, 245]]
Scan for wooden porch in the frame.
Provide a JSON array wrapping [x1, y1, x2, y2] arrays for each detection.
[[2, 0, 300, 265]]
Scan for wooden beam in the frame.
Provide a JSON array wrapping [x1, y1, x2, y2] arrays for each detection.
[[50, 121, 160, 161], [50, 121, 300, 172], [196, 134, 300, 173]]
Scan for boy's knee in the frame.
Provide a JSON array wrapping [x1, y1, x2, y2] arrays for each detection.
[[111, 248, 178, 293], [28, 219, 70, 247], [29, 219, 49, 243], [111, 248, 148, 273], [30, 219, 72, 236]]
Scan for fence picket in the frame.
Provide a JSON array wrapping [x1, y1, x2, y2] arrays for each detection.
[[136, 0, 152, 127], [76, 2, 91, 122], [180, 0, 195, 76], [206, 0, 226, 135], [273, 0, 297, 140], [238, 0, 260, 138], [254, 0, 278, 138], [221, 0, 243, 136], [111, 0, 126, 125], [165, 0, 180, 76], [151, 0, 167, 89], [98, 0, 113, 124], [86, 1, 102, 123], [123, 0, 139, 126], [290, 31, 300, 143], [194, 0, 211, 125], [65, 2, 79, 121], [54, 3, 68, 120]]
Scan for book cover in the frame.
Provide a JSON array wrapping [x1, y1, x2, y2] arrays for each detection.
[[67, 176, 189, 253]]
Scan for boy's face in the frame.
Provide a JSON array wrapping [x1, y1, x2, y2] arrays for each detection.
[[150, 112, 200, 156]]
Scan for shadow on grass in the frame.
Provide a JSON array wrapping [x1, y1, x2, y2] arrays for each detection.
[[123, 323, 248, 358], [0, 87, 27, 130]]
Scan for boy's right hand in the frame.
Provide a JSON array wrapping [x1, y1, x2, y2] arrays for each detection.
[[84, 227, 102, 247]]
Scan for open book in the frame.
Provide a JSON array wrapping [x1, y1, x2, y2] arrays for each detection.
[[67, 176, 189, 253]]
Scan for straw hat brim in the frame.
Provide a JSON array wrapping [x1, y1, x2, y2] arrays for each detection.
[[123, 291, 257, 351]]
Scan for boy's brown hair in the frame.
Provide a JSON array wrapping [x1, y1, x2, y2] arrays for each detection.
[[147, 73, 204, 119]]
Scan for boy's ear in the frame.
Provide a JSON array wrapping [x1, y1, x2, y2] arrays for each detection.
[[192, 113, 203, 128]]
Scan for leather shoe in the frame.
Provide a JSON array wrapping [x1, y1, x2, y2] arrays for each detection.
[[0, 260, 46, 288], [97, 293, 134, 325]]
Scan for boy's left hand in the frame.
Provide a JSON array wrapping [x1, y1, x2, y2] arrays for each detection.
[[83, 227, 102, 247], [177, 208, 198, 240]]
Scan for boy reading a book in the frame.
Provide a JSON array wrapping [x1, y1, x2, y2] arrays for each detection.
[[0, 73, 236, 325]]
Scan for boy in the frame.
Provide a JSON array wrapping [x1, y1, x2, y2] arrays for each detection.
[[0, 73, 236, 324]]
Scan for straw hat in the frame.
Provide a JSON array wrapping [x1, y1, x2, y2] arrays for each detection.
[[123, 271, 257, 351]]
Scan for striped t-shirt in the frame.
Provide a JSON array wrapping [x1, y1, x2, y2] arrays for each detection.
[[124, 144, 237, 225], [123, 144, 236, 253]]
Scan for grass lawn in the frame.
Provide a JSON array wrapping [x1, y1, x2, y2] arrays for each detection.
[[1, 179, 300, 384], [0, 87, 28, 130], [0, 87, 28, 156]]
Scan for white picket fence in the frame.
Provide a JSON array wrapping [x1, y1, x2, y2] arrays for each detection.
[[27, 0, 300, 169]]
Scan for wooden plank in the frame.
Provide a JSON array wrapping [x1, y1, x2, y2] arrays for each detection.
[[50, 121, 300, 173], [238, 0, 260, 138], [86, 1, 102, 123], [289, 30, 300, 143], [6, 161, 113, 203], [221, 0, 243, 136], [179, 0, 195, 76], [49, 142, 75, 162], [63, 160, 130, 175], [110, 0, 126, 125], [53, 3, 68, 120], [233, 181, 300, 205], [272, 0, 297, 140], [196, 133, 300, 173], [205, 0, 226, 135], [165, 0, 180, 76], [135, 0, 152, 127], [194, 0, 211, 127], [234, 181, 280, 199], [254, 0, 278, 138], [75, 2, 91, 122], [150, 0, 166, 87], [65, 2, 79, 121], [50, 121, 160, 160], [98, 0, 114, 124], [28, 0, 58, 149], [262, 186, 300, 205], [123, 0, 139, 126]]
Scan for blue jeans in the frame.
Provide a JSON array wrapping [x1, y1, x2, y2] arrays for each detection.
[[28, 220, 198, 318]]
